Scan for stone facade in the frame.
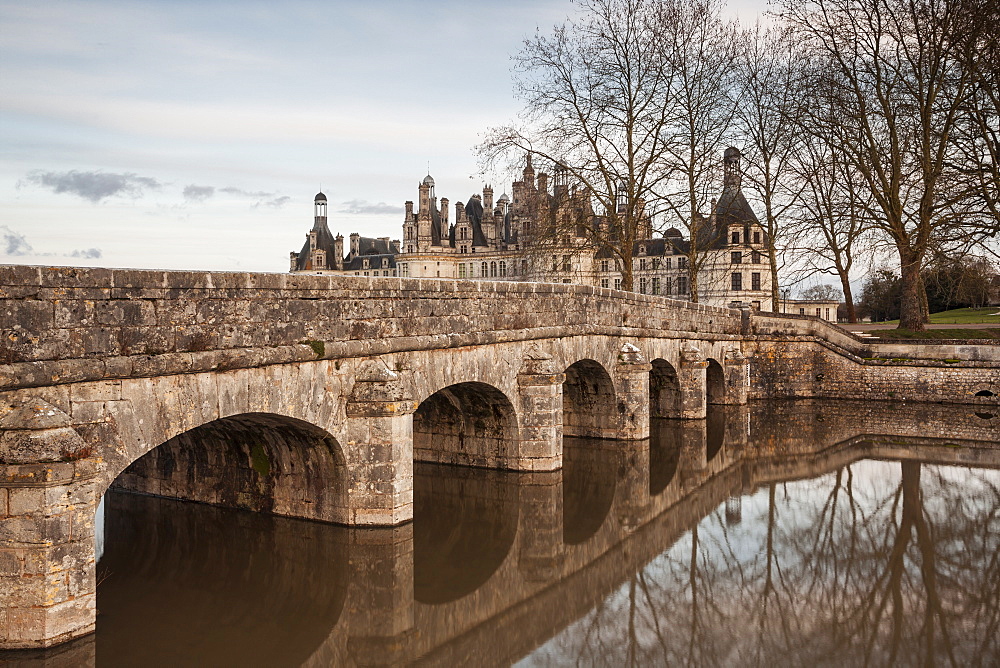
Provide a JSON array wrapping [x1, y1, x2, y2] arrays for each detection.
[[291, 150, 775, 310]]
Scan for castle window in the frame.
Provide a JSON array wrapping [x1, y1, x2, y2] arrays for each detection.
[[638, 245, 646, 256], [664, 277, 672, 294], [731, 231, 740, 244], [731, 251, 742, 264], [677, 276, 687, 296], [522, 259, 528, 275], [639, 278, 647, 294], [678, 257, 688, 269], [614, 278, 622, 290], [664, 258, 671, 270], [601, 278, 609, 288], [752, 251, 761, 264], [652, 277, 660, 294], [753, 231, 761, 244], [825, 308, 831, 320], [459, 263, 467, 278], [383, 270, 389, 276], [364, 271, 369, 277], [499, 261, 507, 276], [601, 259, 610, 272], [816, 308, 822, 317], [652, 258, 660, 270], [752, 300, 761, 310], [482, 262, 488, 277], [382, 258, 388, 268], [562, 255, 571, 272], [751, 272, 761, 290], [490, 261, 497, 277], [362, 259, 369, 270], [799, 307, 805, 315], [400, 263, 409, 277], [552, 255, 558, 272], [640, 258, 647, 271], [732, 273, 743, 291]]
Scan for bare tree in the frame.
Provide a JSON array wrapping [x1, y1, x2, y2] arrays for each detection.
[[479, 0, 676, 292], [777, 0, 979, 330], [789, 128, 876, 322], [732, 23, 807, 312], [655, 0, 740, 302]]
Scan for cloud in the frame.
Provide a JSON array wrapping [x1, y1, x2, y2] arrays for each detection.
[[24, 170, 161, 202], [0, 225, 101, 259], [183, 184, 215, 202], [2, 226, 33, 256], [253, 195, 291, 209], [219, 187, 274, 198], [340, 199, 403, 215]]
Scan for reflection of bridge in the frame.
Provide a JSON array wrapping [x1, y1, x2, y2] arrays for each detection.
[[1, 266, 999, 650], [18, 401, 1000, 666]]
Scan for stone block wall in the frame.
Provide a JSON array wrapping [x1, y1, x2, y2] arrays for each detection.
[[0, 266, 741, 392]]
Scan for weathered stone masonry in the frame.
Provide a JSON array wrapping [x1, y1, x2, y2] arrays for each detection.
[[0, 265, 998, 649]]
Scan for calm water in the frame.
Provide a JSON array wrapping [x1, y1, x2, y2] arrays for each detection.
[[8, 400, 1000, 666]]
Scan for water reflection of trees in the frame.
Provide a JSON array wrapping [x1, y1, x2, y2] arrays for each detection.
[[528, 461, 1000, 666]]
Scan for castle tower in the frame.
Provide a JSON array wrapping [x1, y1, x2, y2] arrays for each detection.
[[313, 191, 327, 228], [723, 147, 742, 190], [417, 175, 434, 250]]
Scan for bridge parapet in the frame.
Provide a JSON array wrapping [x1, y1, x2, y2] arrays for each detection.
[[0, 266, 741, 392]]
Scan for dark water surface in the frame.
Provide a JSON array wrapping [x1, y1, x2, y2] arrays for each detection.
[[7, 400, 1000, 666]]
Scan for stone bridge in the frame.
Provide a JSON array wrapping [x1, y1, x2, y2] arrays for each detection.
[[1, 266, 999, 649]]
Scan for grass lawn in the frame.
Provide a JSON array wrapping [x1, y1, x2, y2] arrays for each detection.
[[874, 307, 1000, 326], [868, 328, 1000, 340]]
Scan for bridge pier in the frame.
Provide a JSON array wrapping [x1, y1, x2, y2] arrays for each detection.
[[616, 344, 652, 440], [722, 349, 750, 405], [344, 362, 416, 526], [515, 351, 566, 471], [677, 345, 709, 419], [0, 400, 98, 650]]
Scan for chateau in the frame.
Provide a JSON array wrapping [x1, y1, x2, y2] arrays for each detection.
[[290, 149, 776, 311]]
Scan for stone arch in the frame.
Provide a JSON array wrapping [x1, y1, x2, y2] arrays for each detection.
[[563, 359, 618, 439], [650, 358, 682, 419], [413, 463, 520, 604], [110, 412, 351, 524], [706, 358, 726, 405], [413, 382, 519, 469]]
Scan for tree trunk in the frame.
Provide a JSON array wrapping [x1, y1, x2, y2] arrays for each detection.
[[898, 254, 926, 330], [837, 272, 856, 322]]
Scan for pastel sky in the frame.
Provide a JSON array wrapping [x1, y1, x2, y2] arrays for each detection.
[[1, 0, 769, 273]]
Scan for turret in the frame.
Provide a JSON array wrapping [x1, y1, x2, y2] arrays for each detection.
[[334, 234, 344, 268], [350, 232, 360, 257], [522, 154, 535, 190], [537, 173, 549, 195], [313, 191, 327, 229], [724, 147, 742, 189], [483, 185, 493, 211]]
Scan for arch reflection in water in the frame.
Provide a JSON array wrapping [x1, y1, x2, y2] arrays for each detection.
[[561, 439, 619, 545], [96, 492, 350, 667], [413, 462, 521, 604]]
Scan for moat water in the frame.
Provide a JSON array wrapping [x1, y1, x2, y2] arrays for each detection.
[[9, 400, 1000, 666]]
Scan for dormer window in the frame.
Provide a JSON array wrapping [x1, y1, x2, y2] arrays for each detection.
[[638, 245, 646, 256], [362, 259, 369, 270], [382, 258, 389, 268], [731, 231, 740, 244]]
